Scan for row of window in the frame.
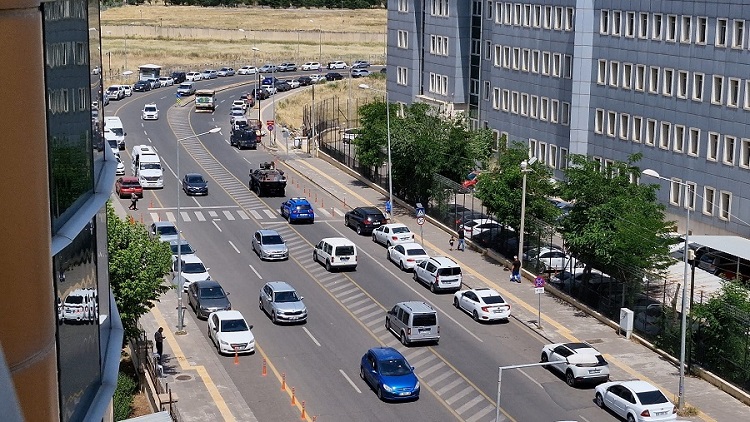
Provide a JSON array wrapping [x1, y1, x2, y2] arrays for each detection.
[[594, 108, 750, 169], [432, 0, 449, 17], [495, 3, 575, 32], [430, 35, 449, 56], [667, 178, 732, 221], [492, 89, 570, 125], [429, 72, 449, 95], [596, 60, 750, 109], [600, 10, 749, 50], [48, 88, 90, 115], [46, 42, 89, 68], [494, 45, 572, 79]]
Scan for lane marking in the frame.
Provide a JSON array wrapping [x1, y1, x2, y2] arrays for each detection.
[[302, 327, 321, 347], [339, 369, 362, 394], [228, 240, 240, 254], [248, 264, 262, 279], [517, 368, 543, 389], [191, 197, 202, 206], [212, 220, 222, 232]]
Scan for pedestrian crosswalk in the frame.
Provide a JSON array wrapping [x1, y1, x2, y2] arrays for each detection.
[[147, 206, 346, 224]]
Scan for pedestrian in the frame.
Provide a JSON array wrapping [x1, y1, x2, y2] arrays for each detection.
[[457, 229, 465, 251], [129, 192, 138, 210], [511, 256, 522, 283], [154, 327, 164, 363], [449, 235, 455, 251]]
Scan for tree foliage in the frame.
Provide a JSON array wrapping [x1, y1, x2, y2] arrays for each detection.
[[558, 154, 673, 283], [106, 202, 172, 339]]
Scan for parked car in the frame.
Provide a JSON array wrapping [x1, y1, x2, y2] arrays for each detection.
[[207, 310, 255, 355], [309, 74, 326, 84], [297, 76, 312, 86], [345, 206, 388, 235], [172, 255, 210, 292], [171, 71, 187, 84], [525, 247, 572, 272], [252, 88, 270, 100], [188, 280, 231, 319], [115, 156, 125, 176], [351, 68, 370, 78], [158, 76, 174, 87], [147, 78, 160, 89], [360, 347, 420, 401], [259, 281, 307, 324], [595, 380, 676, 422], [260, 83, 277, 95], [274, 80, 292, 92], [115, 176, 143, 198], [301, 62, 321, 71], [217, 67, 235, 76], [352, 60, 371, 68], [258, 64, 277, 73], [280, 197, 315, 223], [342, 128, 360, 143], [106, 85, 124, 100], [149, 221, 180, 243], [453, 287, 511, 322], [132, 80, 151, 92], [278, 62, 297, 72], [327, 60, 348, 69], [182, 173, 208, 196], [325, 72, 344, 81], [122, 85, 132, 96], [287, 79, 300, 89], [372, 223, 414, 246], [541, 342, 610, 386], [186, 71, 202, 81], [387, 242, 429, 271], [201, 69, 218, 79], [141, 103, 159, 120], [413, 256, 462, 293], [252, 229, 289, 261], [169, 239, 196, 263], [462, 218, 502, 239], [237, 65, 257, 75]]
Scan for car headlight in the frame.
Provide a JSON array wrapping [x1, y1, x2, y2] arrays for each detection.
[[382, 384, 395, 393], [414, 381, 420, 390], [219, 340, 229, 345]]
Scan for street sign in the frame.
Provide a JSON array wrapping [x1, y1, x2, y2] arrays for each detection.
[[417, 217, 425, 226], [416, 208, 425, 218], [534, 275, 546, 288], [267, 124, 275, 132], [535, 287, 545, 295], [266, 119, 275, 126]]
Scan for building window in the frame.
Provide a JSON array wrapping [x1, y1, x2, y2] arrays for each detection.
[[649, 66, 660, 94], [609, 61, 619, 87], [428, 72, 448, 95], [494, 45, 502, 67], [529, 139, 538, 158], [622, 63, 632, 89], [431, 0, 449, 17], [531, 50, 540, 73], [523, 4, 531, 26], [688, 128, 700, 156], [521, 48, 530, 71], [549, 145, 558, 168], [560, 147, 569, 169], [684, 182, 696, 210], [540, 97, 549, 121], [607, 111, 616, 137], [612, 10, 621, 36], [707, 132, 720, 161], [551, 99, 560, 123], [512, 47, 520, 70], [728, 78, 740, 107], [397, 67, 408, 85], [673, 125, 685, 153], [677, 70, 688, 99], [430, 35, 449, 56], [397, 30, 408, 48], [652, 14, 663, 40], [692, 73, 704, 101], [597, 59, 607, 85], [716, 18, 728, 47], [470, 79, 480, 96], [666, 15, 677, 41], [600, 9, 610, 34], [595, 108, 604, 133], [513, 3, 521, 25], [503, 3, 511, 25], [696, 16, 708, 44], [681, 15, 692, 43], [724, 135, 736, 165], [619, 113, 630, 140], [520, 93, 529, 116], [712, 75, 724, 105], [744, 81, 750, 109], [530, 95, 538, 119], [501, 89, 509, 111], [539, 142, 547, 164], [659, 121, 671, 149], [740, 138, 750, 168], [719, 191, 732, 221], [483, 81, 491, 100], [511, 91, 519, 114], [632, 116, 643, 143], [471, 39, 481, 56], [485, 40, 492, 60], [554, 6, 563, 30], [635, 65, 646, 91], [486, 1, 493, 20], [733, 20, 745, 48], [552, 53, 561, 77], [398, 0, 408, 12], [544, 5, 552, 29], [503, 46, 511, 68], [561, 102, 570, 126], [533, 5, 542, 27], [662, 68, 674, 96], [638, 12, 649, 39], [542, 52, 550, 75], [563, 55, 572, 79], [492, 87, 501, 109], [669, 178, 682, 205], [565, 7, 574, 31], [703, 186, 715, 216], [645, 119, 656, 146]]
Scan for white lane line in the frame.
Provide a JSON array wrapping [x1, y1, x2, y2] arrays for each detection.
[[262, 209, 277, 219], [248, 264, 262, 279], [249, 210, 262, 219], [162, 160, 177, 178], [517, 368, 543, 389], [195, 211, 206, 221], [208, 210, 218, 218], [191, 197, 201, 206], [147, 137, 152, 143], [302, 327, 321, 347], [223, 210, 236, 220], [243, 157, 252, 164], [212, 220, 222, 232], [150, 212, 160, 222], [228, 241, 241, 254], [165, 212, 176, 222], [237, 210, 250, 220], [339, 369, 362, 394]]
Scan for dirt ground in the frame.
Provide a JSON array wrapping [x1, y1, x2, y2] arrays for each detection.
[[120, 350, 153, 418]]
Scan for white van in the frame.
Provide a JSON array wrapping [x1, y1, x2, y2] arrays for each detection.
[[103, 116, 126, 150], [131, 145, 163, 188], [313, 237, 357, 271], [62, 288, 98, 324]]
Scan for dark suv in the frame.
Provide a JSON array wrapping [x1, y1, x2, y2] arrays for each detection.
[[344, 206, 387, 235], [230, 128, 258, 150], [171, 71, 187, 84], [252, 88, 270, 100]]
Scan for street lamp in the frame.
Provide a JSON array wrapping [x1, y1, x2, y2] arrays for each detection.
[[642, 168, 689, 410], [359, 83, 392, 217], [252, 47, 261, 132], [175, 127, 221, 335], [518, 157, 538, 267]]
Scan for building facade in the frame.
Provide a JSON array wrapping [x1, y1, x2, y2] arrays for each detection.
[[387, 0, 750, 237], [0, 1, 121, 421]]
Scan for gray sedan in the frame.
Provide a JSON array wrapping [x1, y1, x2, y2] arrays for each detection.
[[251, 229, 289, 261], [188, 280, 231, 319], [259, 281, 307, 324]]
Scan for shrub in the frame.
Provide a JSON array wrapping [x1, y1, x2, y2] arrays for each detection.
[[113, 371, 137, 421]]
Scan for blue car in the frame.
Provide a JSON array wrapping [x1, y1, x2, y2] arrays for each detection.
[[360, 347, 419, 401], [280, 197, 315, 223]]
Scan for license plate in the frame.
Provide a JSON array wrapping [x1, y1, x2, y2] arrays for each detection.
[[493, 309, 504, 313], [372, 222, 380, 226], [655, 411, 668, 416], [341, 257, 349, 261], [419, 328, 430, 333], [588, 369, 601, 374], [399, 392, 411, 396]]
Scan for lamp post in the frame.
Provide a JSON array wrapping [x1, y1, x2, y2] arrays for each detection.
[[642, 168, 689, 410], [518, 157, 537, 267], [175, 127, 221, 335], [252, 47, 261, 133], [359, 84, 392, 217]]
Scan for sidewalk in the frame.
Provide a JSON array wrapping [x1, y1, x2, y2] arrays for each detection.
[[277, 152, 750, 422]]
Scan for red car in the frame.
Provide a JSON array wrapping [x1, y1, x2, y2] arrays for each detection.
[[115, 177, 143, 199], [462, 170, 481, 190]]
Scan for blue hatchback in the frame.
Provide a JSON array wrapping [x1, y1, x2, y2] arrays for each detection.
[[280, 197, 315, 223], [360, 347, 419, 401]]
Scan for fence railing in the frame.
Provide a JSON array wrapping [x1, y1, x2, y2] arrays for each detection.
[[132, 328, 183, 422]]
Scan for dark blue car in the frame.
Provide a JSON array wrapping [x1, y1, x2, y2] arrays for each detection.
[[182, 173, 208, 196], [280, 197, 315, 223], [360, 347, 419, 401]]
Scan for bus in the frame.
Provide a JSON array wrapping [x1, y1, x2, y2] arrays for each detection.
[[195, 89, 216, 112]]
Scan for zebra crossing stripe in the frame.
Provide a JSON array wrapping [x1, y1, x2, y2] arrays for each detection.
[[317, 208, 331, 217], [335, 208, 346, 216], [150, 212, 160, 222], [464, 404, 495, 422], [180, 212, 191, 222], [249, 210, 262, 219], [222, 210, 235, 221], [195, 211, 206, 221], [262, 209, 278, 219], [237, 210, 250, 220], [208, 211, 218, 218], [165, 212, 176, 222]]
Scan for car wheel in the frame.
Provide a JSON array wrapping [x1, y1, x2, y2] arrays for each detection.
[[413, 272, 418, 282], [540, 353, 548, 363], [344, 217, 349, 227], [386, 241, 392, 247], [325, 260, 332, 271], [385, 318, 391, 331], [272, 311, 278, 324], [565, 370, 576, 387], [356, 224, 362, 235], [258, 298, 263, 311], [626, 415, 636, 422], [399, 261, 406, 271], [377, 386, 384, 400], [472, 310, 479, 322], [595, 393, 605, 408], [313, 251, 318, 263], [372, 234, 377, 243], [453, 297, 459, 308], [400, 331, 408, 346], [430, 282, 437, 293], [360, 366, 366, 380], [387, 250, 392, 262]]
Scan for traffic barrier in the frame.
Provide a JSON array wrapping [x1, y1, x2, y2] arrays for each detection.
[[315, 193, 317, 203], [281, 372, 286, 391], [150, 198, 153, 209], [262, 358, 267, 376], [140, 214, 143, 224], [291, 387, 296, 405], [321, 199, 324, 208], [300, 401, 306, 420], [234, 347, 239, 365]]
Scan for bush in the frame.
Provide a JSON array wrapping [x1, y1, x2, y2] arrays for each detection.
[[113, 371, 137, 421]]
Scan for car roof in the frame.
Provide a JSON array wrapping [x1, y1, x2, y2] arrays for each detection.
[[265, 281, 296, 292], [429, 256, 458, 267], [618, 380, 660, 393], [180, 255, 204, 264], [152, 221, 176, 228], [287, 197, 311, 205], [193, 279, 221, 289], [213, 310, 244, 320], [562, 342, 600, 354], [472, 287, 502, 298], [320, 237, 355, 246], [397, 242, 426, 249], [185, 173, 203, 178], [120, 176, 139, 183], [169, 239, 191, 246], [382, 223, 409, 230], [369, 346, 406, 361], [257, 229, 280, 236], [396, 300, 436, 314], [356, 206, 384, 214]]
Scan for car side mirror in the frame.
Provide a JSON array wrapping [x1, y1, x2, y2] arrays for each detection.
[[248, 325, 254, 330], [206, 268, 211, 271], [299, 296, 304, 301], [411, 366, 415, 371], [226, 292, 230, 296]]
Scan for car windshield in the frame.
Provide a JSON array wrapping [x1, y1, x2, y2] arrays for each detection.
[[636, 389, 669, 405], [199, 287, 226, 299], [482, 295, 506, 304], [412, 314, 436, 326], [110, 128, 124, 136], [220, 319, 248, 332], [107, 87, 119, 92], [274, 291, 300, 303], [186, 175, 205, 183], [262, 235, 284, 245], [335, 246, 355, 256], [379, 358, 412, 376], [438, 267, 461, 276], [145, 106, 157, 112], [179, 84, 191, 89], [170, 243, 195, 255], [158, 226, 178, 236], [108, 140, 118, 148], [141, 163, 161, 170], [65, 296, 84, 304], [122, 181, 140, 188], [182, 263, 206, 273], [392, 227, 410, 234], [406, 248, 427, 256], [295, 205, 311, 211]]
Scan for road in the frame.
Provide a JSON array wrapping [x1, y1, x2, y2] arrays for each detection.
[[107, 74, 609, 422]]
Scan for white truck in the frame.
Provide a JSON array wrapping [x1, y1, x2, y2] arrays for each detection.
[[103, 116, 126, 150], [131, 145, 164, 188]]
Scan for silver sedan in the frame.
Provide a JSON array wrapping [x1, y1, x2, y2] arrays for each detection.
[[251, 229, 289, 261]]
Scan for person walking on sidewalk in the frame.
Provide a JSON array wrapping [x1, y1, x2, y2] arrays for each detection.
[[129, 192, 138, 210], [457, 230, 465, 251], [154, 327, 164, 363], [511, 256, 521, 282]]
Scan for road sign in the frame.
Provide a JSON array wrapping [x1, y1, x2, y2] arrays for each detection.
[[266, 119, 274, 126], [534, 276, 546, 288], [267, 124, 275, 132], [535, 287, 545, 295], [417, 217, 425, 226], [416, 208, 425, 218]]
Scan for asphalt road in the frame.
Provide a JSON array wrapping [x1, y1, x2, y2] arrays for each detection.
[[107, 75, 609, 422]]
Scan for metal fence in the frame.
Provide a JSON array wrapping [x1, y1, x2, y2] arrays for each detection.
[[132, 328, 183, 422]]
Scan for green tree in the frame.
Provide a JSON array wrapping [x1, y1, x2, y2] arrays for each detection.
[[558, 154, 673, 284], [107, 202, 172, 339]]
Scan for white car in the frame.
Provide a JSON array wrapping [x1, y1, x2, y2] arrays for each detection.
[[595, 380, 676, 422], [229, 109, 245, 125], [186, 72, 202, 81], [169, 239, 196, 264], [541, 342, 610, 386], [462, 218, 502, 239], [261, 84, 277, 95], [372, 223, 414, 246], [232, 99, 247, 111], [342, 128, 360, 143], [115, 156, 125, 175], [327, 60, 348, 69], [238, 65, 257, 75], [122, 85, 132, 96], [287, 79, 300, 89], [301, 62, 321, 71], [141, 103, 159, 120], [526, 247, 574, 272], [207, 310, 255, 355], [158, 76, 174, 87], [453, 287, 511, 322], [387, 242, 429, 271], [172, 255, 210, 292]]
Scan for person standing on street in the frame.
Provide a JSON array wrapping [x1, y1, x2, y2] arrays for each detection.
[[129, 192, 138, 210], [457, 229, 465, 251], [154, 327, 164, 363], [449, 235, 455, 251], [511, 256, 522, 282]]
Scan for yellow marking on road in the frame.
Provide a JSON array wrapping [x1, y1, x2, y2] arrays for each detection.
[[254, 345, 313, 422], [151, 306, 237, 422]]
